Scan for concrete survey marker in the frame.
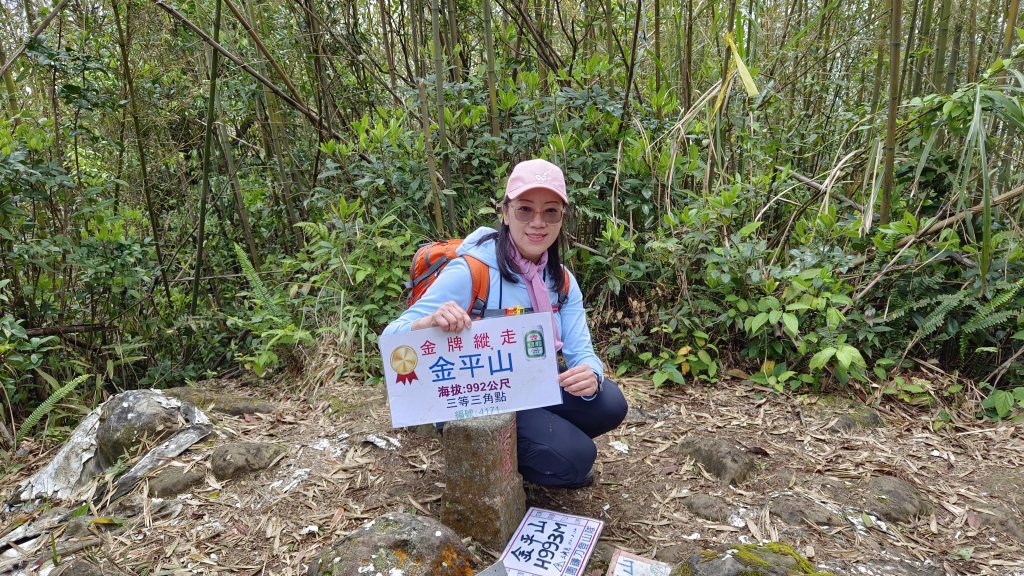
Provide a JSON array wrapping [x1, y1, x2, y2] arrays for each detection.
[[441, 412, 526, 551]]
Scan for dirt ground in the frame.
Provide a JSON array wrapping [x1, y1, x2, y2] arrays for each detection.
[[3, 372, 1024, 575]]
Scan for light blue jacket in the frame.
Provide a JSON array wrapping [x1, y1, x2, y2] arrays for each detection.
[[383, 226, 604, 381]]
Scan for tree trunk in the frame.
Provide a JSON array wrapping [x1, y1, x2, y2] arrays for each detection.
[[881, 0, 902, 226]]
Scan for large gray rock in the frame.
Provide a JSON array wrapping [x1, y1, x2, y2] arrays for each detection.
[[671, 543, 829, 576], [440, 413, 526, 551], [676, 437, 758, 486], [864, 476, 931, 523], [95, 390, 193, 467], [211, 442, 287, 480], [308, 512, 475, 576]]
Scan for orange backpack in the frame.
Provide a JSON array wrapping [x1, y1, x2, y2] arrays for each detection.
[[404, 239, 570, 319]]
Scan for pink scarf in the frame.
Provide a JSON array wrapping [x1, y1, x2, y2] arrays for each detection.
[[510, 246, 563, 351]]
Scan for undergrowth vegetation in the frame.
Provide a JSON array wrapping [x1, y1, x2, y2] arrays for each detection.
[[2, 0, 1024, 447]]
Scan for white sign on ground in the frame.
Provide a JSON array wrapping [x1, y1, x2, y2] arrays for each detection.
[[379, 312, 561, 428], [606, 549, 672, 576], [499, 507, 604, 576]]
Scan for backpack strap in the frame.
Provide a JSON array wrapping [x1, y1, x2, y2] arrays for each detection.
[[558, 266, 571, 306], [463, 255, 490, 320]]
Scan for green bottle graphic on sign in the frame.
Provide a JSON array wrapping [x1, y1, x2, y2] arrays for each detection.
[[524, 327, 546, 359]]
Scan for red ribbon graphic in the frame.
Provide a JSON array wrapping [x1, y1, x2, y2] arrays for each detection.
[[396, 371, 418, 385]]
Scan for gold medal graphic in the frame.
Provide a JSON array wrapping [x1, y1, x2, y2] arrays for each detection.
[[390, 345, 419, 384]]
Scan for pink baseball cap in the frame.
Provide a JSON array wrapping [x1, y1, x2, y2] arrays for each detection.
[[504, 158, 569, 204]]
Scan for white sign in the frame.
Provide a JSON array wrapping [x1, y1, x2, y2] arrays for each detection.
[[500, 507, 604, 576], [379, 312, 561, 428], [606, 549, 672, 576]]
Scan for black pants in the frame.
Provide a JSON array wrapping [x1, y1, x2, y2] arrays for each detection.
[[516, 375, 628, 487]]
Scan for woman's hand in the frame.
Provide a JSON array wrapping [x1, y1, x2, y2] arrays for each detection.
[[558, 365, 600, 397], [411, 301, 472, 333]]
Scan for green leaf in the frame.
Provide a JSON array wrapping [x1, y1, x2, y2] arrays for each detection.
[[1013, 387, 1024, 406], [809, 347, 837, 371], [738, 221, 762, 237], [748, 312, 769, 334], [652, 371, 669, 388], [782, 313, 799, 336], [982, 390, 1014, 418], [862, 511, 874, 528], [768, 309, 783, 324], [835, 344, 865, 369]]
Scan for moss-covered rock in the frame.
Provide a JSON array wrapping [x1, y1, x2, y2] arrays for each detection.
[[675, 542, 834, 576], [307, 512, 475, 576]]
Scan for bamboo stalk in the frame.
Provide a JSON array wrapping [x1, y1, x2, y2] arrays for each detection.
[[112, 0, 172, 303], [190, 0, 223, 317], [418, 80, 445, 236], [880, 0, 901, 225], [429, 0, 454, 225], [215, 124, 260, 274], [482, 0, 500, 138], [617, 0, 642, 134]]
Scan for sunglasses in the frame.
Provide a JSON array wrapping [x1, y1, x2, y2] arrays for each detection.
[[508, 204, 565, 224]]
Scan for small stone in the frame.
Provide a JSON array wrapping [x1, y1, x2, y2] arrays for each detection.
[[148, 467, 206, 497], [978, 506, 1024, 542], [676, 436, 758, 486], [865, 475, 932, 523], [768, 494, 844, 527], [654, 541, 703, 563], [211, 441, 287, 481], [53, 559, 107, 576], [830, 405, 884, 433], [440, 413, 525, 551], [683, 494, 733, 523]]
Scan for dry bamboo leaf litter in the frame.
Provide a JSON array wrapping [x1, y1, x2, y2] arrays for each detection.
[[1, 377, 1022, 575]]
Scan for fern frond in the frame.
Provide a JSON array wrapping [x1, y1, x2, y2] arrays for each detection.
[[233, 243, 282, 317], [912, 292, 968, 341], [957, 280, 1024, 356], [16, 374, 91, 445]]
